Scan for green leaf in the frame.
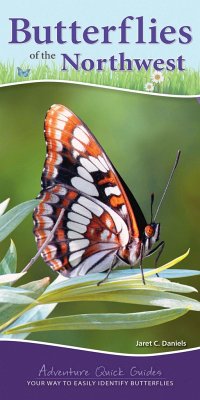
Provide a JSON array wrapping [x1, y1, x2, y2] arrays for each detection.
[[0, 277, 57, 339], [19, 277, 51, 299], [0, 272, 26, 285], [0, 198, 10, 216], [0, 286, 34, 295], [0, 303, 28, 329], [1, 304, 57, 339], [113, 268, 200, 279], [0, 287, 36, 304], [4, 308, 189, 334], [0, 199, 40, 242], [0, 278, 52, 332], [0, 240, 17, 275], [40, 272, 198, 299], [134, 249, 190, 279], [38, 276, 200, 311]]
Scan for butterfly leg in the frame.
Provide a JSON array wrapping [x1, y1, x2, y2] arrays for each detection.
[[146, 240, 165, 259], [154, 241, 165, 277], [146, 240, 165, 277], [97, 257, 117, 286], [140, 243, 145, 285]]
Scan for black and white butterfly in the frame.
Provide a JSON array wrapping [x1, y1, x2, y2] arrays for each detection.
[[33, 104, 180, 283]]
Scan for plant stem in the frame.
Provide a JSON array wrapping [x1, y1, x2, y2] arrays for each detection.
[[22, 208, 65, 273]]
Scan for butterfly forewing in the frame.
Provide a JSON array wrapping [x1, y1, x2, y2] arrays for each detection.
[[34, 104, 146, 276]]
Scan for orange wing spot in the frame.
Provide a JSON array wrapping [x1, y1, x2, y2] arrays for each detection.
[[52, 186, 62, 194], [60, 199, 69, 208], [86, 141, 102, 157], [42, 245, 57, 261], [62, 256, 69, 268], [56, 228, 66, 241], [98, 171, 116, 186], [68, 191, 78, 201], [110, 195, 124, 208], [59, 134, 72, 148], [34, 228, 48, 238], [34, 215, 53, 230], [34, 214, 44, 226], [48, 109, 68, 124], [60, 242, 68, 255], [41, 192, 52, 203], [51, 257, 69, 271], [50, 259, 63, 271], [66, 115, 80, 134], [36, 203, 45, 214], [34, 216, 52, 228], [46, 139, 62, 151], [37, 237, 48, 248], [53, 191, 78, 211], [101, 212, 115, 231], [46, 164, 55, 180], [46, 151, 60, 164]]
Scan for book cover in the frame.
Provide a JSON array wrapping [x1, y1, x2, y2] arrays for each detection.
[[0, 1, 199, 399]]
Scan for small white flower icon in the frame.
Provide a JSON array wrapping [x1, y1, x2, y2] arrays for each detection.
[[152, 71, 164, 84], [144, 82, 154, 92]]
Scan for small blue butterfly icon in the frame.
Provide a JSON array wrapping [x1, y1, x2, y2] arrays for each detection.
[[17, 67, 31, 77]]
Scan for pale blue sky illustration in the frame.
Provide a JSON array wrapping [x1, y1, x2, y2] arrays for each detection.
[[0, 0, 199, 69]]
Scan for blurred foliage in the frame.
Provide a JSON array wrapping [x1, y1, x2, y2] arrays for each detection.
[[0, 82, 199, 352]]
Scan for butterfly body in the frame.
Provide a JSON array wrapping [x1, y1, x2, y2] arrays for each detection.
[[33, 104, 160, 278]]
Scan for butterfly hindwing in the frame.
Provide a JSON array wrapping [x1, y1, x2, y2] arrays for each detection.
[[33, 184, 129, 276]]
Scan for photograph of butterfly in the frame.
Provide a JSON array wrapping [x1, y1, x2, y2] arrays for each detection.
[[17, 67, 31, 78], [0, 82, 199, 350], [33, 104, 180, 285]]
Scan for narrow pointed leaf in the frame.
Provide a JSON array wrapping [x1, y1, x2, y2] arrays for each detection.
[[0, 277, 60, 337], [5, 308, 189, 334], [0, 303, 28, 328], [1, 304, 57, 339], [0, 286, 34, 295], [133, 249, 190, 279], [43, 251, 192, 297], [39, 286, 200, 311], [0, 279, 52, 334], [0, 289, 36, 304], [44, 276, 197, 299], [19, 277, 50, 299], [0, 199, 40, 242], [0, 198, 10, 216], [0, 272, 26, 285], [115, 268, 200, 279], [0, 240, 17, 275]]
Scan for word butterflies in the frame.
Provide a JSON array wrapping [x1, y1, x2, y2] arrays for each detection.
[[33, 104, 179, 283], [17, 67, 30, 77]]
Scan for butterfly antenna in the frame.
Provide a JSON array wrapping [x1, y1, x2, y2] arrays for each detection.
[[150, 193, 154, 223], [154, 150, 181, 221]]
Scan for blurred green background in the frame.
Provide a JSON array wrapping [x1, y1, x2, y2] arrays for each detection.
[[0, 82, 199, 353]]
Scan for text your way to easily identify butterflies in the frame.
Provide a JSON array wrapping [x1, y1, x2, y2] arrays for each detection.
[[33, 104, 180, 284]]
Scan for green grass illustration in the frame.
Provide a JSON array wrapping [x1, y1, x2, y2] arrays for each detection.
[[0, 62, 200, 94]]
